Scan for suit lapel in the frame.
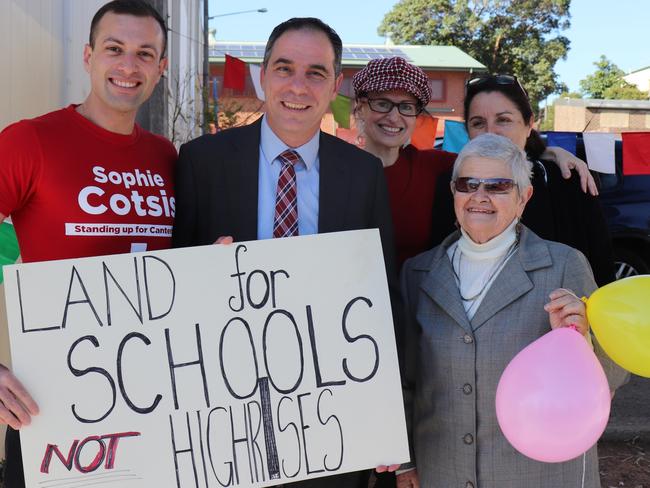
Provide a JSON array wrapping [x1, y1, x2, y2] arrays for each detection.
[[226, 119, 261, 240], [317, 133, 349, 233], [469, 254, 533, 331], [417, 233, 473, 334], [470, 228, 552, 331]]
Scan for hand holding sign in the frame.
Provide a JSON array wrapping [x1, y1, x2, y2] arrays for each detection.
[[0, 363, 39, 429]]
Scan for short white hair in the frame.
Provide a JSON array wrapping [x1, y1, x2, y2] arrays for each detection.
[[452, 133, 532, 192]]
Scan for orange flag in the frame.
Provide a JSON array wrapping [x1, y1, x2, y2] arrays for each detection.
[[410, 114, 438, 150]]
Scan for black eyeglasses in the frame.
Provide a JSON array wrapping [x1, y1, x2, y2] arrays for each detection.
[[465, 74, 528, 98], [453, 177, 516, 194], [364, 98, 423, 117]]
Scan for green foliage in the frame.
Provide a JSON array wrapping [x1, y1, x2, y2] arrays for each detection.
[[378, 0, 572, 109], [580, 56, 648, 99], [558, 90, 582, 99], [604, 84, 648, 100], [539, 106, 554, 131]]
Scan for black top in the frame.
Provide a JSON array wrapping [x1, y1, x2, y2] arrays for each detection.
[[430, 159, 616, 287]]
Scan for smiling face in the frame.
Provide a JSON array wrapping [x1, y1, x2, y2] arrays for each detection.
[[356, 90, 418, 150], [453, 156, 532, 243], [82, 12, 167, 130], [466, 91, 533, 150], [261, 28, 342, 147]]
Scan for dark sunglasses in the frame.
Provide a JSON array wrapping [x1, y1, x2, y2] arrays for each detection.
[[453, 177, 516, 194], [364, 98, 423, 117], [465, 74, 528, 98]]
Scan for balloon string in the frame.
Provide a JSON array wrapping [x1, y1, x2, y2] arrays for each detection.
[[581, 296, 588, 304]]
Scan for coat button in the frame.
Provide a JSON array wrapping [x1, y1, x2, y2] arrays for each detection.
[[466, 482, 475, 488], [463, 433, 474, 444], [463, 383, 473, 395], [463, 334, 473, 344]]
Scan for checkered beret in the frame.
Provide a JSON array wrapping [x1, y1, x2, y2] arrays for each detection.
[[352, 56, 431, 107]]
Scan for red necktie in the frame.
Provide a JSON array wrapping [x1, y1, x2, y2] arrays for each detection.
[[273, 150, 301, 238]]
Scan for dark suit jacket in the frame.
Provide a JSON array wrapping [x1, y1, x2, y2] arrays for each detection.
[[172, 118, 400, 488], [173, 118, 394, 256]]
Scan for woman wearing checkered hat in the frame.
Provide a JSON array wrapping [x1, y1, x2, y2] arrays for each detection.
[[352, 58, 601, 273]]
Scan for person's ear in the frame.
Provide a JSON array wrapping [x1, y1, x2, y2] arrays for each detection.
[[83, 44, 93, 73]]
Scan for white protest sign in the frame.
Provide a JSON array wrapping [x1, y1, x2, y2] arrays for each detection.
[[3, 229, 409, 488]]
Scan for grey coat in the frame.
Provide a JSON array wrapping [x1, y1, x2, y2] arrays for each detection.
[[400, 226, 628, 488]]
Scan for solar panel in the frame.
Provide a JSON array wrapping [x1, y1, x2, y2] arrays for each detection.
[[213, 43, 412, 62], [340, 48, 412, 62]]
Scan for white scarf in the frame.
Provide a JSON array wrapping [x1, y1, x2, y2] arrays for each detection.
[[447, 219, 519, 320]]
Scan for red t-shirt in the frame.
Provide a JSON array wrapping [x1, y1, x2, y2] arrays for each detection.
[[0, 105, 177, 263], [384, 145, 456, 267]]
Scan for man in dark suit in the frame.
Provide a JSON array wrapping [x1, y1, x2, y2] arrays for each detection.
[[172, 17, 398, 488]]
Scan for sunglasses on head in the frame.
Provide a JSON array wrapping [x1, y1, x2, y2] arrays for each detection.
[[465, 74, 528, 98], [453, 177, 516, 194]]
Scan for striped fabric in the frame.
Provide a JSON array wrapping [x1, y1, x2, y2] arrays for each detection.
[[272, 150, 301, 238]]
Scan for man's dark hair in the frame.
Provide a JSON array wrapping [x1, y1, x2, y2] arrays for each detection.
[[89, 0, 168, 58], [263, 17, 343, 76]]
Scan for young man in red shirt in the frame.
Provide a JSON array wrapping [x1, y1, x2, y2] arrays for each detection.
[[0, 2, 174, 486]]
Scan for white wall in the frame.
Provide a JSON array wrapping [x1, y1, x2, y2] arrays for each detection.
[[0, 0, 104, 131], [624, 68, 650, 94], [167, 0, 204, 145]]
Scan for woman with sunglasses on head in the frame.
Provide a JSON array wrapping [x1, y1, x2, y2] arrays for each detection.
[[431, 74, 616, 285], [393, 133, 627, 488], [352, 59, 599, 272]]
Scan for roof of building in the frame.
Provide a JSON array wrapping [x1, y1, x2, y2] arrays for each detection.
[[625, 66, 650, 75], [555, 98, 650, 109], [209, 41, 486, 71]]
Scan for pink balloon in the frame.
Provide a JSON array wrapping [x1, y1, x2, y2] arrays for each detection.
[[495, 327, 611, 463]]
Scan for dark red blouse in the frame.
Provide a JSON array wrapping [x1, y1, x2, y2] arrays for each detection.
[[384, 145, 457, 267]]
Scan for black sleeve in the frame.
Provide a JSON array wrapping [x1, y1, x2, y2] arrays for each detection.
[[430, 170, 457, 247], [370, 161, 404, 352], [544, 162, 616, 287], [171, 142, 198, 248], [578, 185, 617, 286]]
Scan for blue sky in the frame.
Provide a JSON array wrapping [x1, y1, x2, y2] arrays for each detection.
[[210, 0, 648, 96]]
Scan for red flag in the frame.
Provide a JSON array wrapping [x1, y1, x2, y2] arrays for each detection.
[[411, 114, 438, 150], [622, 132, 650, 175], [223, 54, 246, 92]]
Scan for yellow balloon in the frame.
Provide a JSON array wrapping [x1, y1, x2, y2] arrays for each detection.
[[586, 275, 650, 377]]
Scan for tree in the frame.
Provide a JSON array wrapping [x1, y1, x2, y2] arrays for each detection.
[[378, 0, 572, 109], [579, 56, 648, 99]]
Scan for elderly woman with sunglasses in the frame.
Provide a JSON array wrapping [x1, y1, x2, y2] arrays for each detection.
[[395, 133, 626, 488], [352, 59, 596, 270], [431, 74, 616, 285]]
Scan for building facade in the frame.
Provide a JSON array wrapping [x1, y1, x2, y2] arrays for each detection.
[[554, 98, 650, 133]]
